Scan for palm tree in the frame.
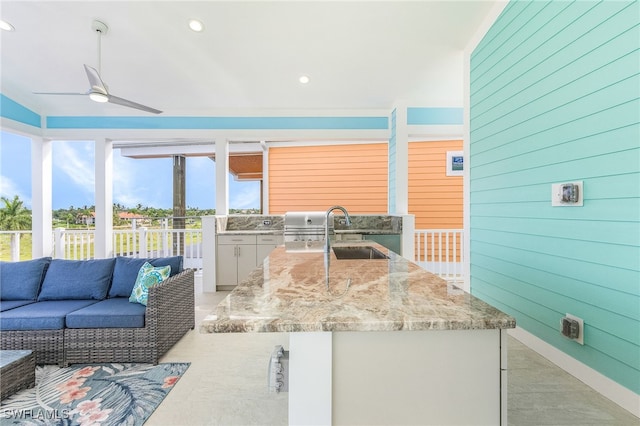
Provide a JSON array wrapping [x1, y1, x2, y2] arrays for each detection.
[[0, 195, 31, 231], [0, 195, 32, 260]]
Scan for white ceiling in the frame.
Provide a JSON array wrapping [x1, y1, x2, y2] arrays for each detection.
[[1, 1, 497, 117]]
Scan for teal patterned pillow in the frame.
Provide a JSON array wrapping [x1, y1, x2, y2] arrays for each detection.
[[129, 262, 171, 306]]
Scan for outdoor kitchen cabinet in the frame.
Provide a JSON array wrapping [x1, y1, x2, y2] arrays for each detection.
[[216, 235, 258, 287], [217, 234, 284, 287], [256, 235, 284, 266]]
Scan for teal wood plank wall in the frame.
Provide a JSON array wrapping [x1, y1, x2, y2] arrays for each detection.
[[469, 0, 640, 393]]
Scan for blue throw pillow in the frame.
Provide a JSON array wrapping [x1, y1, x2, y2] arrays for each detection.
[[37, 258, 116, 301], [129, 262, 171, 306], [0, 257, 51, 301], [109, 256, 183, 298]]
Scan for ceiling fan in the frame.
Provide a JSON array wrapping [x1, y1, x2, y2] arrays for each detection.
[[34, 20, 162, 114]]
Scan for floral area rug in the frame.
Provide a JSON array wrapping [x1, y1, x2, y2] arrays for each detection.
[[0, 362, 189, 426]]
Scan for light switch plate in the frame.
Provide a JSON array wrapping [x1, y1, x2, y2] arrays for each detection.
[[552, 181, 583, 206]]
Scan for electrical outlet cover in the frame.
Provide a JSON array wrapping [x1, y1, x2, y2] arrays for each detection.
[[560, 313, 584, 345]]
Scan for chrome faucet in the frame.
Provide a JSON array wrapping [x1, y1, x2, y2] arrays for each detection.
[[324, 205, 351, 253]]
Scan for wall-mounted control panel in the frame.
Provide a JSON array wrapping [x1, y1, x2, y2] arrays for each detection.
[[560, 313, 584, 345], [552, 181, 583, 206]]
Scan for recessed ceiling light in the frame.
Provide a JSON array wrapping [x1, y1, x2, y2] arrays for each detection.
[[188, 19, 204, 32], [0, 19, 15, 32], [299, 75, 310, 84]]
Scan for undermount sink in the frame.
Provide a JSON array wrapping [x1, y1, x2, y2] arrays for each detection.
[[332, 246, 389, 260]]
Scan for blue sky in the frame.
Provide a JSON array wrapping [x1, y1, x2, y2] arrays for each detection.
[[0, 131, 260, 210]]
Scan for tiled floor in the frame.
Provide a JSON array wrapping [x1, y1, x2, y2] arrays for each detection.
[[147, 289, 639, 426], [507, 337, 638, 425]]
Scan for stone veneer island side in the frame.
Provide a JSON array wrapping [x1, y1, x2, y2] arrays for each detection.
[[201, 241, 515, 425]]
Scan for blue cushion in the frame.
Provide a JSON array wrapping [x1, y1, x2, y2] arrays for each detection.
[[66, 298, 146, 328], [0, 300, 97, 330], [109, 256, 183, 298], [37, 258, 116, 301], [0, 300, 36, 312], [0, 257, 51, 301]]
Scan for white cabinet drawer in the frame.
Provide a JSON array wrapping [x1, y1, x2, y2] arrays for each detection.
[[257, 235, 283, 245], [218, 235, 256, 245]]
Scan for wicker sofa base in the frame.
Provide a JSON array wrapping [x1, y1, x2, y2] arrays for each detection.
[[0, 350, 36, 400], [0, 330, 65, 366], [64, 327, 159, 365], [1, 269, 195, 366]]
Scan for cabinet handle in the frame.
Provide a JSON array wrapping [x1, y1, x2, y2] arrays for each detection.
[[237, 246, 240, 256]]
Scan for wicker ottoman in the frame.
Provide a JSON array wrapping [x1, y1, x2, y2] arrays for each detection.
[[0, 350, 36, 400]]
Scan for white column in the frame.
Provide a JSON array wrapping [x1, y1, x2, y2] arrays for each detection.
[[94, 138, 113, 259], [463, 41, 472, 294], [261, 141, 269, 214], [289, 332, 332, 425], [401, 214, 415, 260], [395, 104, 409, 214], [201, 215, 217, 292], [31, 137, 53, 258], [54, 227, 66, 259], [215, 138, 229, 215]]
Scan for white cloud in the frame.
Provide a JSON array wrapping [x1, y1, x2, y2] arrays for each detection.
[[53, 141, 95, 193], [229, 184, 260, 209], [189, 156, 213, 172], [112, 152, 173, 209], [0, 175, 31, 207], [112, 153, 144, 207]]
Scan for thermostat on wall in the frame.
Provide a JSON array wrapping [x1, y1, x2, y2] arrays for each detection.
[[551, 181, 583, 206]]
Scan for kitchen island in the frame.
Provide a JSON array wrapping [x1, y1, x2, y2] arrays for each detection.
[[201, 242, 515, 425]]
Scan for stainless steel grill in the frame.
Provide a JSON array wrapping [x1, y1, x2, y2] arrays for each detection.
[[284, 211, 333, 252]]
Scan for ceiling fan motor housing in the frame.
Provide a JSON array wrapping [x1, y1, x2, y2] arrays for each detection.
[[91, 20, 108, 34]]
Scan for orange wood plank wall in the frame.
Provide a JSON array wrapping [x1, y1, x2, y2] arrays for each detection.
[[409, 140, 463, 229], [268, 143, 388, 214], [268, 140, 463, 231]]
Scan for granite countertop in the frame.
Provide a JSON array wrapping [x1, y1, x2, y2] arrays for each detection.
[[335, 229, 401, 235], [201, 241, 515, 333], [217, 229, 399, 235], [217, 230, 284, 235]]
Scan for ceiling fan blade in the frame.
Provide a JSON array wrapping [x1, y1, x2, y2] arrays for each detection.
[[83, 64, 108, 93], [107, 94, 163, 114]]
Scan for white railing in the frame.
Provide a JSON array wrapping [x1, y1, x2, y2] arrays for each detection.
[[1, 228, 203, 269], [414, 229, 464, 283], [55, 228, 95, 260], [0, 230, 32, 261], [111, 228, 203, 269], [4, 227, 462, 282]]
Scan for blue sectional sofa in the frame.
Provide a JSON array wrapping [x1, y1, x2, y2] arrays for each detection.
[[0, 256, 194, 366]]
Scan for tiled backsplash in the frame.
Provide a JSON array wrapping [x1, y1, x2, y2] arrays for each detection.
[[222, 214, 401, 233], [334, 215, 402, 233], [224, 215, 284, 231]]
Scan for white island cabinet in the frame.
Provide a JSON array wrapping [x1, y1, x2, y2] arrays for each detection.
[[202, 241, 514, 425], [289, 329, 507, 425]]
